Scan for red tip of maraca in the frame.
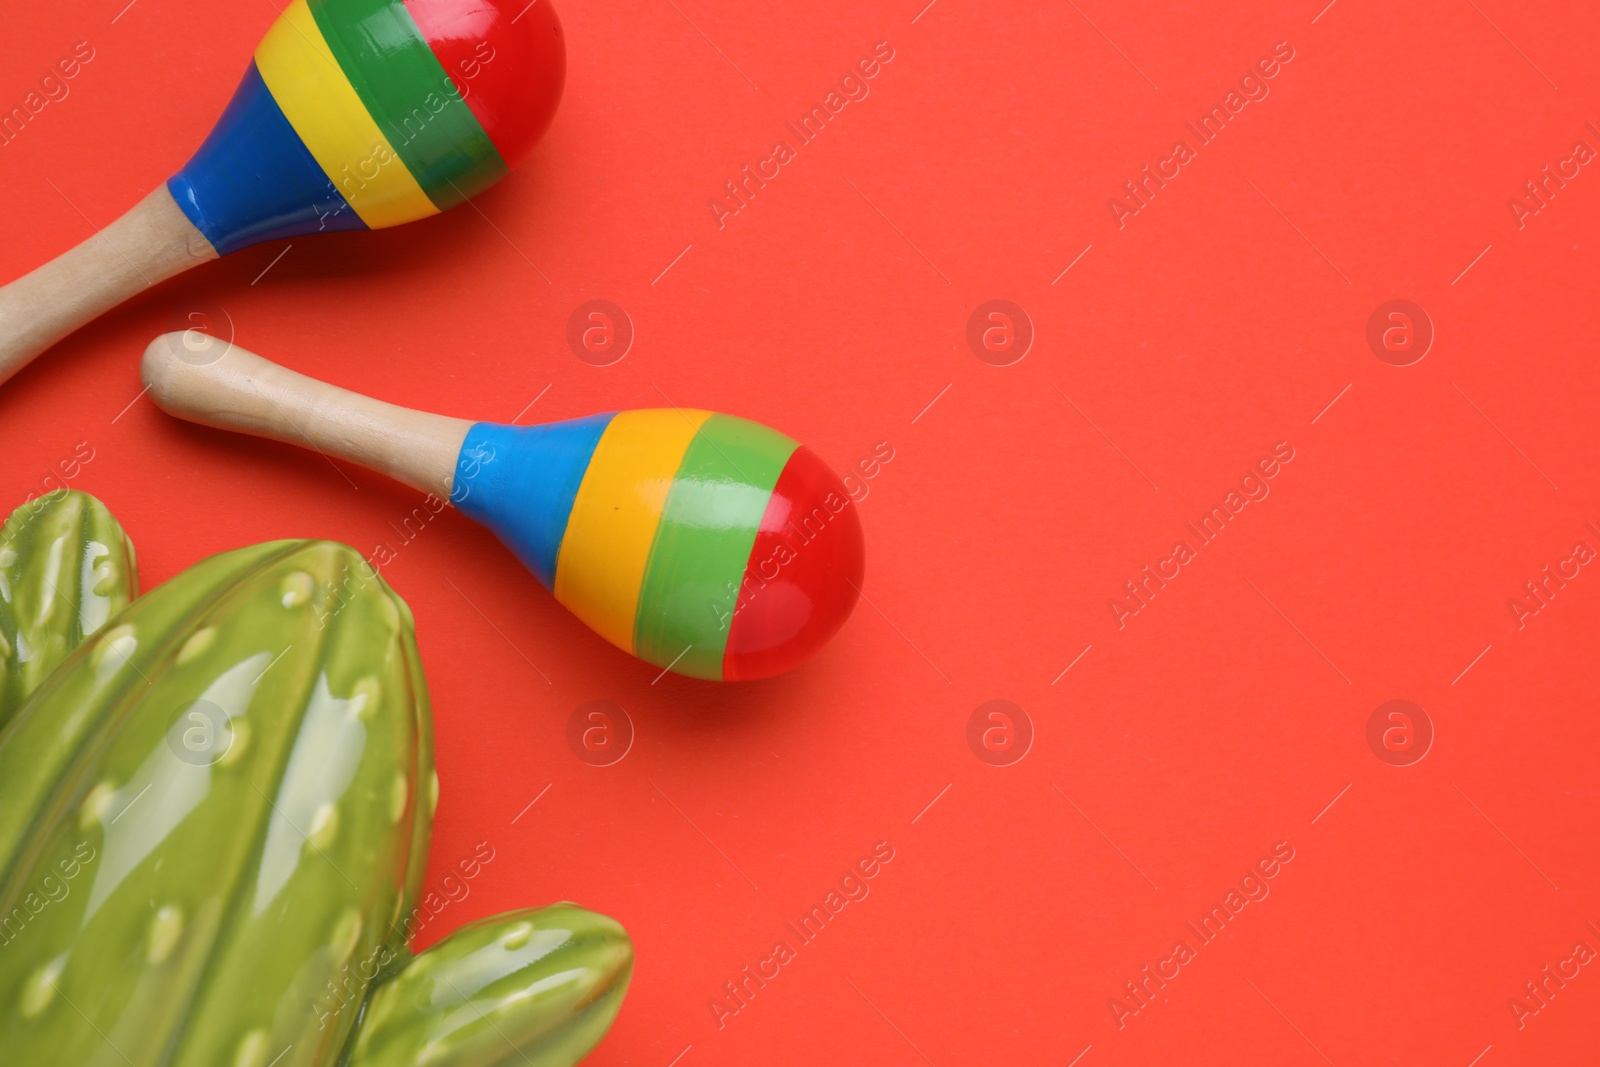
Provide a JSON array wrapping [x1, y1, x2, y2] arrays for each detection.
[[404, 0, 566, 168], [722, 447, 866, 681]]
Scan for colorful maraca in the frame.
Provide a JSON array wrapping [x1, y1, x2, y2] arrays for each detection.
[[141, 334, 866, 681], [0, 0, 564, 387]]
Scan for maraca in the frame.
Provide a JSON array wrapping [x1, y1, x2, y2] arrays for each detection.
[[0, 0, 564, 387], [141, 334, 866, 681]]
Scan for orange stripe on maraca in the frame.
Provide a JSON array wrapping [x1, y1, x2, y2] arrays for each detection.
[[553, 410, 712, 657], [632, 415, 799, 680]]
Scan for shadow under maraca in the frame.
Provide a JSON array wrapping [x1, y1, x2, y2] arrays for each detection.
[[0, 265, 221, 423], [421, 503, 860, 730], [639, 664, 831, 735], [407, 502, 863, 724], [0, 181, 563, 441], [146, 412, 415, 523], [232, 160, 564, 290]]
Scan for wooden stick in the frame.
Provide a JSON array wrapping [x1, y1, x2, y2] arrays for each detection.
[[141, 333, 473, 500], [0, 187, 220, 387]]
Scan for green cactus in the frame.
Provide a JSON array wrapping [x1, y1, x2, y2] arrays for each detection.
[[0, 539, 630, 1067], [0, 488, 138, 731], [342, 906, 634, 1067]]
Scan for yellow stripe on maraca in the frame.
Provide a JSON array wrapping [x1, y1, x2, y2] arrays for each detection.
[[255, 0, 438, 230], [554, 410, 712, 657]]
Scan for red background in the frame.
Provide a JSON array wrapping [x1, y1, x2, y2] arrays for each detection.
[[5, 1, 1600, 1063]]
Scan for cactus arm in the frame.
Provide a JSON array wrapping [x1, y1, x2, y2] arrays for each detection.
[[341, 905, 633, 1067], [0, 489, 138, 731]]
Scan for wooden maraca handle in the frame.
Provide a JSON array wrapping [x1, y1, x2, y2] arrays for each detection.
[[141, 333, 473, 499], [0, 188, 218, 387]]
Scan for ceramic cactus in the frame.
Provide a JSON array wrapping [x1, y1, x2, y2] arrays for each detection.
[[0, 489, 137, 730], [0, 538, 630, 1067], [346, 905, 634, 1067]]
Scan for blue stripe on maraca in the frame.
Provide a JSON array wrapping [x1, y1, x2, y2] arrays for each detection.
[[450, 414, 616, 590], [167, 61, 367, 256]]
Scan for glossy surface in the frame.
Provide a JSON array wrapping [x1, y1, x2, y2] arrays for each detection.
[[167, 62, 369, 256], [724, 446, 866, 682], [168, 0, 564, 254], [0, 530, 633, 1066], [452, 410, 865, 680], [0, 489, 137, 730], [556, 409, 711, 657], [632, 413, 798, 679], [257, 0, 441, 229], [403, 0, 566, 168], [347, 905, 633, 1067], [0, 540, 436, 1067], [308, 0, 508, 210]]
